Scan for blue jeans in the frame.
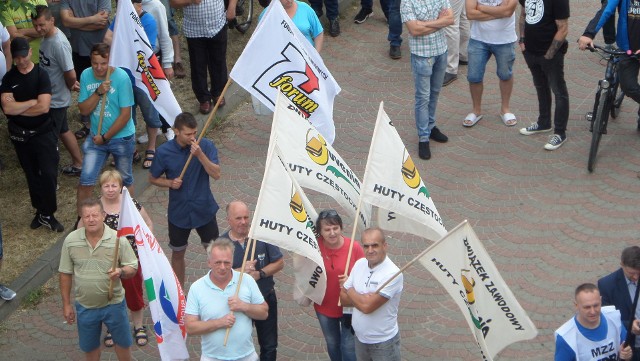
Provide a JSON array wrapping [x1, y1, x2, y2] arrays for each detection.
[[411, 52, 447, 142], [80, 134, 135, 186], [522, 44, 569, 137], [316, 311, 356, 361], [467, 39, 515, 83], [76, 300, 132, 352], [133, 86, 162, 129], [255, 291, 278, 361], [354, 332, 401, 361], [387, 0, 402, 47]]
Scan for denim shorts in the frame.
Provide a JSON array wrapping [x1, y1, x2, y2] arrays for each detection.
[[467, 39, 516, 83], [76, 300, 132, 352], [133, 86, 162, 128], [80, 135, 135, 186]]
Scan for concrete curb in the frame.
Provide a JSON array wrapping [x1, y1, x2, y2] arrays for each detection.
[[0, 81, 248, 321]]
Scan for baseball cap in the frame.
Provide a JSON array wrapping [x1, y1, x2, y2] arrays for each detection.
[[10, 38, 30, 58]]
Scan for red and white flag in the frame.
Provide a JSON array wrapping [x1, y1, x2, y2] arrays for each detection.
[[110, 0, 181, 125], [230, 0, 341, 144], [118, 188, 188, 361]]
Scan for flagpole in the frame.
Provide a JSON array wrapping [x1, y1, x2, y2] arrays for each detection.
[[97, 67, 113, 137], [224, 237, 255, 346], [107, 233, 120, 301], [374, 220, 466, 294], [179, 79, 233, 180]]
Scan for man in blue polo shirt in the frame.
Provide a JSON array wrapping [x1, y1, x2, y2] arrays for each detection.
[[149, 112, 221, 286], [185, 238, 268, 361]]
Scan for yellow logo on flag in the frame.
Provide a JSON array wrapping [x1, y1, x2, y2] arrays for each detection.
[[401, 150, 430, 198], [305, 130, 328, 165], [289, 187, 308, 223]]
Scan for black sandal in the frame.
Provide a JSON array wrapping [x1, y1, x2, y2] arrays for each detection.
[[74, 126, 90, 140], [103, 332, 114, 347], [142, 150, 155, 169], [134, 326, 148, 347]]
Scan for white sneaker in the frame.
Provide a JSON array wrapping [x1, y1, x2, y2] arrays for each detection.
[[164, 128, 175, 141], [137, 133, 149, 144]]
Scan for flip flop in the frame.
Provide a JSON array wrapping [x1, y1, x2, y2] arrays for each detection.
[[463, 113, 483, 127], [500, 113, 518, 127]]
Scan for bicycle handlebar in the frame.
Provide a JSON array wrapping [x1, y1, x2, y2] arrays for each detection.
[[587, 44, 638, 58]]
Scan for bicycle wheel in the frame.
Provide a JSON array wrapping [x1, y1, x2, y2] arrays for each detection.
[[588, 88, 611, 173], [235, 0, 253, 34]]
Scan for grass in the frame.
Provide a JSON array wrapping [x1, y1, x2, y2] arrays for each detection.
[[20, 281, 55, 310]]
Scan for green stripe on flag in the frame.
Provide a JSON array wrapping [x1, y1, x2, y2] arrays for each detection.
[[145, 278, 156, 302]]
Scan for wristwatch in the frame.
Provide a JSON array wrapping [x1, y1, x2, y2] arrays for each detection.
[[259, 270, 266, 279]]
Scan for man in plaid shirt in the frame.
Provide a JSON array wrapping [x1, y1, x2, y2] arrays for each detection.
[[170, 0, 236, 115], [400, 0, 453, 160]]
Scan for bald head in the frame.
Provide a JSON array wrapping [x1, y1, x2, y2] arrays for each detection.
[[226, 200, 251, 239]]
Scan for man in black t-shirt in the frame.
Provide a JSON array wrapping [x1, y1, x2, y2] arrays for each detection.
[[517, 0, 570, 151], [0, 38, 63, 232], [222, 200, 284, 361]]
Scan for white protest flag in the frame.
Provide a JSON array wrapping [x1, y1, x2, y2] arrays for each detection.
[[110, 0, 181, 125], [270, 92, 371, 230], [420, 221, 537, 360], [117, 188, 188, 361], [361, 102, 447, 241], [230, 0, 341, 144], [249, 145, 327, 304]]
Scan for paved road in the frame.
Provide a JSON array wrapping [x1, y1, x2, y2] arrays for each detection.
[[2, 0, 640, 359]]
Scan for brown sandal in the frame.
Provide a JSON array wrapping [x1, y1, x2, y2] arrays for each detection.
[[134, 326, 148, 347]]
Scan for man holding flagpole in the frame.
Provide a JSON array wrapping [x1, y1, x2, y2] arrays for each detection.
[[340, 227, 403, 361], [149, 112, 221, 286], [185, 238, 268, 361], [59, 198, 138, 361], [76, 42, 136, 216]]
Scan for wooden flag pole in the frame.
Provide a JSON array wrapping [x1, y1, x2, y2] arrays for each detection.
[[374, 220, 465, 294], [107, 236, 120, 301], [224, 237, 254, 346], [178, 79, 233, 180], [96, 67, 113, 137]]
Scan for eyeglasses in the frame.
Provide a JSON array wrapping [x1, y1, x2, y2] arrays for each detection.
[[318, 209, 339, 219]]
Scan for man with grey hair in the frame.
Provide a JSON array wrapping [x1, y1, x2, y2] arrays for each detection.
[[340, 227, 404, 361], [185, 238, 268, 361]]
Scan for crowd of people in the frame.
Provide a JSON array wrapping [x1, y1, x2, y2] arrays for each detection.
[[0, 0, 639, 359]]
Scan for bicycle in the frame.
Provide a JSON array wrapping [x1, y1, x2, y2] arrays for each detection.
[[227, 0, 254, 34], [585, 44, 627, 173]]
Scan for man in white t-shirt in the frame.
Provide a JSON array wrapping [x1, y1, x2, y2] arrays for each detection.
[[555, 283, 632, 361], [462, 0, 518, 128], [341, 227, 403, 361]]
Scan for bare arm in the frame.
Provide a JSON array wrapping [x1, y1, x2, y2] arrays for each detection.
[[170, 0, 200, 9], [184, 313, 232, 335], [6, 25, 40, 40], [149, 173, 184, 190], [21, 93, 51, 116], [101, 106, 131, 140], [59, 273, 75, 324], [466, 0, 496, 21], [345, 288, 389, 314], [60, 9, 109, 31], [228, 296, 268, 320], [1, 92, 37, 115], [476, 0, 517, 18], [314, 32, 324, 53], [544, 18, 568, 59], [103, 29, 113, 45], [191, 142, 221, 180], [78, 80, 109, 116], [405, 8, 454, 37], [62, 69, 78, 91]]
